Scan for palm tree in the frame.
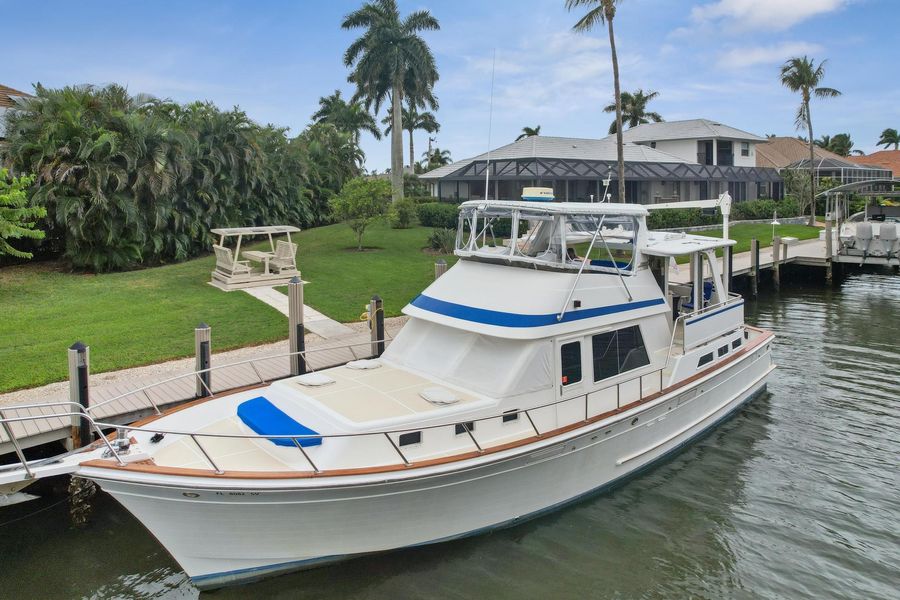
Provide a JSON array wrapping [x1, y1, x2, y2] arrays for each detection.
[[780, 56, 841, 226], [422, 147, 451, 171], [877, 128, 899, 150], [815, 132, 856, 157], [603, 89, 663, 134], [516, 125, 542, 141], [382, 103, 440, 168], [342, 0, 440, 202], [312, 90, 382, 144], [567, 0, 625, 202]]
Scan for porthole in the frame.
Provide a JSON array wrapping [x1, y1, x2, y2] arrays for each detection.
[[182, 492, 199, 498], [399, 431, 421, 446]]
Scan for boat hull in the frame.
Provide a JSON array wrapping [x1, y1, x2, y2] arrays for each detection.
[[84, 343, 774, 590]]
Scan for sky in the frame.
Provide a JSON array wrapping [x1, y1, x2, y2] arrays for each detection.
[[3, 0, 898, 170]]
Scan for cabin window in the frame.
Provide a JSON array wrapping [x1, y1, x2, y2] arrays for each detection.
[[592, 325, 650, 382], [455, 422, 475, 435], [718, 345, 728, 357], [399, 431, 421, 447], [732, 338, 741, 350], [698, 353, 714, 367], [560, 341, 582, 385], [502, 410, 519, 423]]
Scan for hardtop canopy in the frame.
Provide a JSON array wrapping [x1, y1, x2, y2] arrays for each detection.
[[459, 200, 649, 217]]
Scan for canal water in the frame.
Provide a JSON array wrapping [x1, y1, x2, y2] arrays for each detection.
[[1, 270, 898, 599]]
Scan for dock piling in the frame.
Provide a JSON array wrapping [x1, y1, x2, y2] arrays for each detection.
[[370, 295, 385, 357], [194, 323, 212, 398], [435, 259, 448, 280], [773, 236, 782, 291], [288, 276, 306, 376], [67, 342, 92, 449], [750, 238, 759, 297]]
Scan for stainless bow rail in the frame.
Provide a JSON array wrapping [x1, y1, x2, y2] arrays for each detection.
[[0, 354, 674, 479]]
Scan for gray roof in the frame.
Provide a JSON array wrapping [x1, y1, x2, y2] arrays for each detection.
[[617, 119, 765, 143], [421, 135, 690, 179]]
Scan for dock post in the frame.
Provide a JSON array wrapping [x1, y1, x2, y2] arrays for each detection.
[[825, 213, 834, 283], [67, 342, 92, 450], [288, 276, 306, 376], [194, 323, 212, 398], [434, 259, 448, 280], [370, 295, 385, 357], [724, 246, 733, 295], [773, 236, 782, 291], [749, 238, 759, 297]]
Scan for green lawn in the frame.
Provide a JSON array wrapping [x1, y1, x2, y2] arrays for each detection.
[[673, 223, 821, 263], [0, 222, 453, 392], [281, 222, 456, 322]]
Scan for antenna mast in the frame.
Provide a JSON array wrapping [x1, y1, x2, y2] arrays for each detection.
[[484, 48, 496, 201]]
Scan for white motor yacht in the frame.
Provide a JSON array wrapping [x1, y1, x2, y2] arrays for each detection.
[[1, 199, 775, 589]]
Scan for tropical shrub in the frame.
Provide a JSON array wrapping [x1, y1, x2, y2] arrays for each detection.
[[388, 197, 417, 229], [417, 202, 459, 228], [406, 196, 439, 204], [0, 169, 44, 258], [427, 228, 456, 253], [330, 178, 391, 250], [403, 173, 430, 197], [647, 198, 803, 230], [1, 84, 362, 271]]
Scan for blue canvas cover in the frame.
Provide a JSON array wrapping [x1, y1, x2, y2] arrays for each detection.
[[237, 396, 322, 447]]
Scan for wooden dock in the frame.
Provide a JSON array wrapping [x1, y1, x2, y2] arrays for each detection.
[[0, 331, 384, 456]]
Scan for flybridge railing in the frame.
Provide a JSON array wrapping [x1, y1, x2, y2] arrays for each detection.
[[0, 358, 672, 478], [666, 293, 744, 358]]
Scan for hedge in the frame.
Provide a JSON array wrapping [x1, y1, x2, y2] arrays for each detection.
[[417, 202, 459, 228]]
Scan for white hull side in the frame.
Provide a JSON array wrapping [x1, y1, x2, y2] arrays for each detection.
[[85, 346, 773, 589]]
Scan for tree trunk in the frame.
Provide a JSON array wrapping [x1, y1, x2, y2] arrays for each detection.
[[805, 96, 816, 226], [409, 126, 415, 173], [390, 83, 404, 202], [607, 12, 626, 203]]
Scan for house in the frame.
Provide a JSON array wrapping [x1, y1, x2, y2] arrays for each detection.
[[0, 84, 32, 141], [756, 136, 893, 185], [420, 119, 782, 204], [617, 118, 765, 168], [844, 150, 900, 179]]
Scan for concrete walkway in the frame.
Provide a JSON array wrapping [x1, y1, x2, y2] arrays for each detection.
[[242, 286, 355, 338]]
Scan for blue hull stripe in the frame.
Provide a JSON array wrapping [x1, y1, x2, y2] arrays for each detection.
[[410, 294, 666, 328], [685, 301, 744, 326], [192, 382, 769, 590]]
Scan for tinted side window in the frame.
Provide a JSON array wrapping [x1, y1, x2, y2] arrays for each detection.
[[593, 325, 650, 381], [698, 353, 714, 367], [561, 341, 582, 385]]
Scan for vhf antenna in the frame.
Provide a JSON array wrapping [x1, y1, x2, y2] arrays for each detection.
[[484, 48, 496, 201]]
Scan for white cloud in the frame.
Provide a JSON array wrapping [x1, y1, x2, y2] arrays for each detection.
[[692, 0, 849, 31], [716, 41, 824, 69]]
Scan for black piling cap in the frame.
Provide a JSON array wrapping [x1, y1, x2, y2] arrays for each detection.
[[372, 294, 382, 302], [196, 322, 210, 330], [289, 276, 302, 284], [69, 341, 87, 351]]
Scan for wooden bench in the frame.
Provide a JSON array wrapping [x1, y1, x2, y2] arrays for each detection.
[[269, 240, 298, 273], [213, 245, 252, 275]]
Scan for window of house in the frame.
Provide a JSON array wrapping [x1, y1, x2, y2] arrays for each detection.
[[592, 325, 650, 382], [698, 353, 714, 367], [561, 341, 582, 385], [741, 142, 750, 157], [399, 431, 422, 446]]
